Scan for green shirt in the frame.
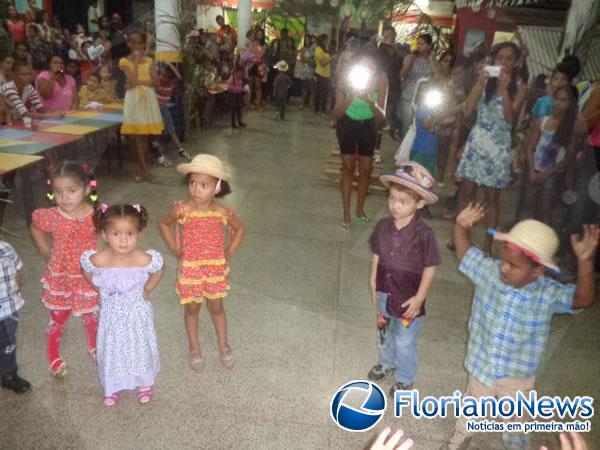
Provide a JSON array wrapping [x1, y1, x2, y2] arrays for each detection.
[[345, 93, 377, 121]]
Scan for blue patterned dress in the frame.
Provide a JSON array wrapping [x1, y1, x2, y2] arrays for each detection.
[[80, 250, 163, 396], [457, 95, 512, 188]]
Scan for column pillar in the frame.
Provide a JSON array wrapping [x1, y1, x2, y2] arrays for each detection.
[[155, 0, 183, 63], [237, 0, 252, 50]]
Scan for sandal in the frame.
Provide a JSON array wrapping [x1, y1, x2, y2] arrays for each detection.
[[340, 222, 351, 232], [49, 358, 67, 379], [137, 386, 154, 404], [189, 353, 204, 371], [352, 215, 372, 225], [103, 392, 121, 406], [220, 345, 235, 369]]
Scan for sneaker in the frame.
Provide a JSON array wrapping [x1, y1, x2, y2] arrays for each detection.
[[239, 122, 247, 128], [157, 155, 173, 167], [374, 152, 382, 164], [389, 382, 414, 397], [178, 148, 192, 160], [1, 374, 31, 394], [367, 364, 393, 381], [220, 345, 235, 369]]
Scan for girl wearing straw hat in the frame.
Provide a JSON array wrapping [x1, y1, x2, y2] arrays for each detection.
[[159, 155, 245, 371], [443, 204, 599, 450]]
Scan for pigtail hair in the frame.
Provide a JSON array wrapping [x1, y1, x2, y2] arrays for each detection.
[[131, 204, 149, 229], [215, 180, 232, 198]]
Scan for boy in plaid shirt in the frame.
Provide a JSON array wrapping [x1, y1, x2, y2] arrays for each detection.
[[0, 240, 30, 394], [443, 204, 598, 450]]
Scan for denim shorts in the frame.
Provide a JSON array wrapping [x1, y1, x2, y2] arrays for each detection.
[[159, 104, 175, 135]]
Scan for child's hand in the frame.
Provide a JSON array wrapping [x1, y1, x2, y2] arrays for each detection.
[[370, 427, 413, 450], [401, 296, 423, 319], [571, 225, 600, 263], [456, 202, 485, 229]]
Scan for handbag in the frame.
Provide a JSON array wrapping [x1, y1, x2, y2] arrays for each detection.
[[395, 120, 416, 165]]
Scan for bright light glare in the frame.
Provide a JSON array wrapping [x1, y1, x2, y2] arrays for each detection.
[[416, 0, 430, 9], [348, 65, 372, 91], [424, 89, 443, 108]]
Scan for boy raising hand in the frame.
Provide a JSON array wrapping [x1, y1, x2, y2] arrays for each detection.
[[444, 204, 598, 450]]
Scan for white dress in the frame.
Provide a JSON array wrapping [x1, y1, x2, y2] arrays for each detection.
[[80, 250, 163, 396]]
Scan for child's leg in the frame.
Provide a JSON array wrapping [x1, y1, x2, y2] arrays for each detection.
[[447, 375, 493, 449], [170, 132, 183, 150], [206, 298, 228, 352], [391, 316, 424, 386], [47, 309, 71, 371], [134, 135, 151, 179], [496, 376, 535, 450], [184, 303, 201, 356], [231, 107, 238, 127], [0, 314, 18, 378], [81, 312, 98, 357], [237, 106, 244, 126]]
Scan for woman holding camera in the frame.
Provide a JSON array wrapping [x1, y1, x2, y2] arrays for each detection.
[[334, 47, 388, 231], [454, 42, 528, 254]]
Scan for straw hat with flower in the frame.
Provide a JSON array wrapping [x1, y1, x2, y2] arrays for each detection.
[[177, 154, 231, 181], [492, 220, 560, 272]]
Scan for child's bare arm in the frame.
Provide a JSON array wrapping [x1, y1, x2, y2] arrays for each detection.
[[401, 265, 436, 318], [30, 224, 51, 258], [370, 254, 379, 307], [225, 209, 245, 258], [454, 203, 486, 261], [143, 268, 164, 300], [571, 225, 599, 309], [158, 208, 180, 257]]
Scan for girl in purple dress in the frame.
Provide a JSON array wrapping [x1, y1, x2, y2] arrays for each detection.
[[81, 203, 164, 406]]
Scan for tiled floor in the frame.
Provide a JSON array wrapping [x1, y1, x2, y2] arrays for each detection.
[[2, 106, 599, 450]]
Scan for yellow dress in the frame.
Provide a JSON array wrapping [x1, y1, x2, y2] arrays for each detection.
[[119, 57, 164, 135]]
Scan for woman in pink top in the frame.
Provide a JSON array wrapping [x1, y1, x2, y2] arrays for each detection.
[[36, 55, 78, 111]]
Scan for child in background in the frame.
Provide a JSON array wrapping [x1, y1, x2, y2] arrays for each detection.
[[99, 65, 117, 100], [65, 59, 82, 87], [78, 71, 114, 108], [531, 62, 571, 119], [409, 79, 442, 177], [78, 40, 94, 83], [0, 241, 30, 394], [227, 67, 246, 129], [273, 60, 292, 121], [29, 161, 100, 378], [13, 43, 31, 67], [81, 204, 163, 406], [119, 30, 164, 183], [368, 162, 440, 396], [159, 154, 245, 371], [443, 204, 599, 450], [153, 62, 191, 161], [522, 85, 578, 225]]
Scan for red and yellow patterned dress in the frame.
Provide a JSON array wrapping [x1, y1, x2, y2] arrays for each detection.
[[176, 208, 230, 303], [32, 207, 99, 315]]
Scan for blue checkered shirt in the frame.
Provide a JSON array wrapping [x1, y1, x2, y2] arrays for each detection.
[[0, 241, 24, 320], [460, 248, 576, 387]]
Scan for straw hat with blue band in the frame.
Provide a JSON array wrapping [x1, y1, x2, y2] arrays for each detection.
[[379, 162, 439, 205], [488, 220, 560, 273]]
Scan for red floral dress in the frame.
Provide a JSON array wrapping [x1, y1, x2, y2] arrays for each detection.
[[175, 207, 230, 303], [32, 207, 99, 315]]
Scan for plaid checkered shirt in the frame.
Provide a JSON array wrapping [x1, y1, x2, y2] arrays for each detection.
[[460, 247, 576, 387], [0, 241, 24, 320]]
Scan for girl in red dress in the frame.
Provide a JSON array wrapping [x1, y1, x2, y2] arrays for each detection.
[[159, 154, 245, 371], [30, 161, 100, 378]]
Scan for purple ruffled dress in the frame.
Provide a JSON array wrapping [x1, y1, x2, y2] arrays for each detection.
[[80, 250, 163, 396]]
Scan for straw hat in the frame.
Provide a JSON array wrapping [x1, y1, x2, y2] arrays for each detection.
[[493, 220, 559, 271], [274, 60, 289, 72], [176, 154, 231, 181], [379, 162, 438, 204]]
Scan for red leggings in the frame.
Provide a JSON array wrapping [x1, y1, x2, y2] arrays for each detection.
[[47, 310, 97, 369]]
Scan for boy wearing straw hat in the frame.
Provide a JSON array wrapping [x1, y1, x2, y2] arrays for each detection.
[[273, 60, 292, 121], [443, 204, 599, 450], [367, 162, 441, 397]]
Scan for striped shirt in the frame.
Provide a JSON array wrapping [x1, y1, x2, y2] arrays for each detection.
[[0, 241, 24, 320], [0, 81, 43, 119], [460, 247, 576, 387]]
